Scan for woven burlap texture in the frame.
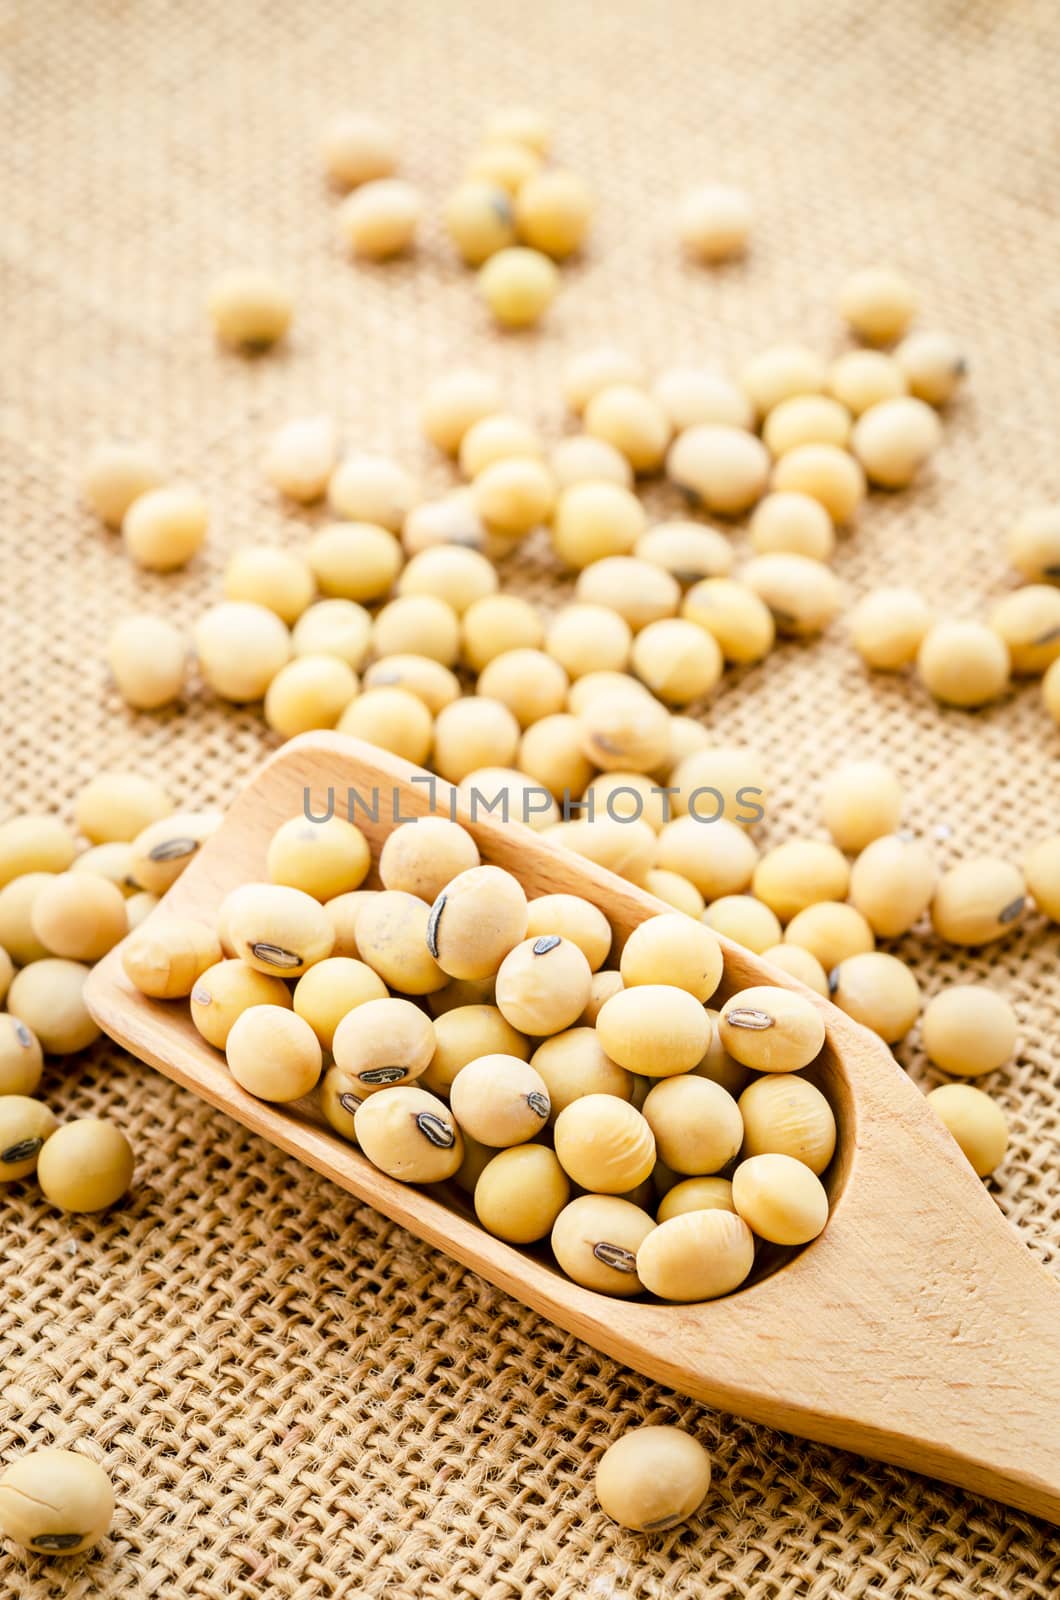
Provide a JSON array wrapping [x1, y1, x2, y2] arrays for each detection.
[[3, 0, 1060, 1594]]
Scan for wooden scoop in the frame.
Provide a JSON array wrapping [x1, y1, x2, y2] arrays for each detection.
[[84, 734, 1060, 1522]]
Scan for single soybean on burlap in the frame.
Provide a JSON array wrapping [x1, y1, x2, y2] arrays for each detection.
[[3, 0, 1060, 1594]]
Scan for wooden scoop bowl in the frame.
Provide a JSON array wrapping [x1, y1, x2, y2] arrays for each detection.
[[84, 734, 1060, 1522]]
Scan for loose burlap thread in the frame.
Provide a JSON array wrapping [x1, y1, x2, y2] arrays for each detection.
[[3, 1, 1060, 1594]]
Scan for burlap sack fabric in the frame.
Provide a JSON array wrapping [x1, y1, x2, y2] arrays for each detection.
[[2, 0, 1059, 1593]]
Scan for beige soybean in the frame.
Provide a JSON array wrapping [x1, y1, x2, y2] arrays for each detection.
[[71, 843, 136, 897], [226, 1006, 322, 1102], [355, 1085, 463, 1182], [467, 140, 541, 192], [307, 522, 403, 603], [748, 491, 835, 563], [988, 585, 1060, 676], [293, 957, 388, 1051], [655, 816, 758, 900], [635, 521, 735, 586], [576, 557, 681, 632], [364, 654, 461, 715], [322, 890, 376, 959], [658, 1176, 736, 1223], [830, 951, 921, 1043], [0, 816, 77, 889], [403, 489, 494, 557], [445, 180, 516, 265], [0, 874, 53, 965], [515, 168, 593, 258], [851, 397, 941, 489], [37, 1117, 134, 1212], [596, 984, 712, 1077], [475, 1144, 570, 1243], [636, 1207, 755, 1301], [849, 833, 937, 937], [931, 857, 1025, 944], [291, 599, 373, 671], [553, 1093, 655, 1192], [578, 690, 671, 773], [669, 745, 769, 825], [551, 480, 646, 568], [338, 686, 434, 765], [433, 696, 521, 784], [681, 578, 775, 664], [207, 268, 292, 348], [596, 1426, 712, 1533], [557, 816, 656, 885], [741, 344, 827, 417], [398, 546, 498, 617], [337, 178, 421, 258], [422, 1004, 528, 1097], [7, 959, 99, 1054], [839, 266, 918, 344], [563, 347, 645, 415], [332, 997, 435, 1093], [263, 414, 337, 504], [530, 1028, 632, 1120], [478, 246, 558, 327], [0, 1013, 43, 1096], [678, 182, 752, 262], [126, 891, 159, 930], [267, 815, 370, 901], [580, 968, 625, 1027], [703, 895, 781, 953], [567, 670, 645, 715], [666, 424, 769, 516], [462, 593, 544, 672], [449, 1052, 550, 1146], [620, 913, 723, 1003], [1007, 505, 1060, 585], [550, 1193, 656, 1295], [373, 594, 460, 666], [264, 654, 358, 737], [585, 772, 667, 833], [550, 433, 634, 490], [83, 440, 165, 528], [190, 960, 292, 1049], [321, 110, 396, 188], [918, 619, 1010, 707], [1026, 835, 1060, 921], [320, 1066, 364, 1142], [827, 348, 907, 415], [420, 370, 503, 456], [428, 976, 496, 1016], [380, 818, 479, 904], [771, 444, 865, 525], [895, 330, 968, 406], [429, 870, 528, 979], [921, 986, 1017, 1078], [752, 839, 850, 922], [107, 614, 187, 710], [495, 935, 593, 1035], [224, 545, 316, 626], [328, 456, 419, 533], [518, 714, 596, 800], [478, 648, 569, 726], [31, 872, 126, 962], [194, 601, 292, 702], [739, 1074, 836, 1175], [121, 917, 222, 1000], [763, 394, 851, 457], [76, 772, 174, 846], [732, 1152, 828, 1245], [221, 882, 335, 976], [719, 986, 825, 1072], [129, 810, 222, 896], [849, 586, 933, 670], [630, 618, 724, 706], [653, 368, 753, 432], [926, 1083, 1008, 1177], [0, 1096, 56, 1180], [355, 890, 446, 993], [742, 552, 843, 636], [821, 760, 903, 852], [0, 1446, 114, 1557], [785, 901, 874, 973], [760, 943, 830, 997], [122, 484, 207, 572], [546, 605, 632, 679], [458, 767, 559, 831], [584, 385, 671, 475], [483, 106, 551, 153], [473, 456, 555, 536], [643, 1075, 742, 1175], [524, 894, 612, 970]]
